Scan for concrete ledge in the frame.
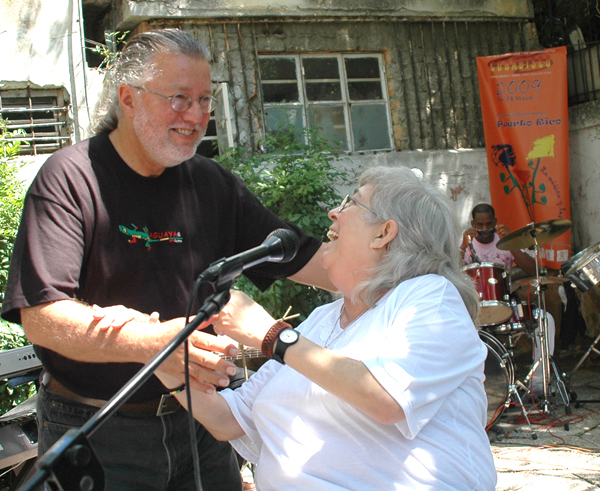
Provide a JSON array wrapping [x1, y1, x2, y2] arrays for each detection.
[[115, 0, 533, 30]]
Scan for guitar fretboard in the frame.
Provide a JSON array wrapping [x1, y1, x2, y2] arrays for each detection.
[[220, 348, 264, 362]]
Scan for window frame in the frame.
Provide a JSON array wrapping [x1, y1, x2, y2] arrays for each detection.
[[0, 86, 72, 156], [259, 53, 393, 153]]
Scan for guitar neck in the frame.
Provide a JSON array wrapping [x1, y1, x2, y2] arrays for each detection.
[[220, 348, 265, 361]]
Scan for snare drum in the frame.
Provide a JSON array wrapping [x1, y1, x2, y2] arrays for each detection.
[[463, 262, 512, 326], [479, 330, 515, 430], [561, 241, 600, 292], [489, 296, 534, 335]]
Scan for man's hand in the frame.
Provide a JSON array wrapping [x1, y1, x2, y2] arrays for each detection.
[[22, 300, 240, 394], [92, 306, 241, 392], [494, 223, 537, 275], [158, 317, 240, 394], [92, 304, 160, 329], [461, 226, 477, 251]]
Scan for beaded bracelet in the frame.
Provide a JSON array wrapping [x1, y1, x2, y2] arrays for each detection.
[[261, 320, 292, 360], [167, 384, 186, 395]]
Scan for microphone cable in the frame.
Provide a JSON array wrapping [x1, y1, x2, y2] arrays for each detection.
[[182, 273, 211, 491]]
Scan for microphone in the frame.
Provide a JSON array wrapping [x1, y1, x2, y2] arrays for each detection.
[[199, 228, 299, 289]]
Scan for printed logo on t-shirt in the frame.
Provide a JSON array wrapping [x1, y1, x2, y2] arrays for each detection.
[[119, 224, 183, 250]]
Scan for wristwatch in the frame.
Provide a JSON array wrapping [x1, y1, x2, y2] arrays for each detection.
[[272, 328, 300, 364]]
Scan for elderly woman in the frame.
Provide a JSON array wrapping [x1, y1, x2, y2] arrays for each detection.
[[157, 166, 497, 490]]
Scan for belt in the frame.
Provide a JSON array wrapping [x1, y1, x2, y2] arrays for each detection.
[[44, 376, 182, 417]]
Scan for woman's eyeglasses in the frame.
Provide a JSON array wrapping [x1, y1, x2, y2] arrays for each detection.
[[338, 194, 378, 216]]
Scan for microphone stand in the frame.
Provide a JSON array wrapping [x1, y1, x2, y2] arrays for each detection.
[[20, 289, 232, 491]]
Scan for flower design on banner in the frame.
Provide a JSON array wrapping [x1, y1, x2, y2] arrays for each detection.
[[491, 136, 553, 221], [491, 144, 533, 220]]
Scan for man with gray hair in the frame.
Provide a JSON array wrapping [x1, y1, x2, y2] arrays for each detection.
[[2, 28, 332, 490]]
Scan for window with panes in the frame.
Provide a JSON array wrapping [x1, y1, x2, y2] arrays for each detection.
[[259, 54, 392, 152]]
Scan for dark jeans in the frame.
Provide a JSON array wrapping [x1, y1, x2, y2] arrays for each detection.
[[37, 384, 242, 491], [560, 282, 588, 349]]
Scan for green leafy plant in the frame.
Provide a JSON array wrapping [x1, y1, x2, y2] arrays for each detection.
[[0, 121, 27, 307], [0, 119, 35, 416], [215, 126, 352, 323], [88, 31, 130, 69]]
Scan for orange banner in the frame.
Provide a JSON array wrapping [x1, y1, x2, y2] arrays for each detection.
[[477, 47, 571, 270]]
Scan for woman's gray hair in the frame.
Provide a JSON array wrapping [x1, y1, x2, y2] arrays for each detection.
[[354, 166, 479, 320], [93, 28, 211, 134]]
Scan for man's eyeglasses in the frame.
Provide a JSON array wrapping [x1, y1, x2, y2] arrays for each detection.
[[129, 85, 217, 114], [338, 194, 378, 216]]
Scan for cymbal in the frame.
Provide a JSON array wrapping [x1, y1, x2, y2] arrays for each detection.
[[512, 275, 570, 290], [496, 219, 571, 251]]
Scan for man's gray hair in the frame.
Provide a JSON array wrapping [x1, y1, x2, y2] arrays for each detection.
[[93, 28, 211, 134], [354, 166, 479, 320]]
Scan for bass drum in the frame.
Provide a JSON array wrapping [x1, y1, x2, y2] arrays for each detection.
[[479, 330, 515, 430]]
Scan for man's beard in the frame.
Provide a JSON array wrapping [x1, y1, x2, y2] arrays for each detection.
[[133, 104, 206, 168]]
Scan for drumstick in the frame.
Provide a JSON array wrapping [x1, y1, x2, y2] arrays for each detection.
[[467, 235, 482, 263]]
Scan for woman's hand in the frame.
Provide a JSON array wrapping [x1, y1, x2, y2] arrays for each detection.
[[212, 290, 276, 349], [155, 367, 246, 441]]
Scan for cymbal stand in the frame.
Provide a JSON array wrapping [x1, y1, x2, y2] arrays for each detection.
[[524, 225, 570, 414]]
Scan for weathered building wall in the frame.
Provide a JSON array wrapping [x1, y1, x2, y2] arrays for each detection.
[[141, 17, 538, 227], [144, 19, 540, 152], [567, 100, 600, 338], [569, 100, 600, 252]]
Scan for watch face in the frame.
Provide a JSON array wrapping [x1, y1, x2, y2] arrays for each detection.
[[280, 329, 298, 343]]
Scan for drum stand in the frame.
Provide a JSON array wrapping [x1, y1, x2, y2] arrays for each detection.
[[494, 218, 574, 429], [569, 331, 600, 377], [568, 331, 600, 407], [520, 341, 570, 409], [505, 331, 525, 360], [505, 379, 538, 439]]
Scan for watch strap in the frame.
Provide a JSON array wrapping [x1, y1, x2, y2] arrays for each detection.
[[273, 329, 299, 364]]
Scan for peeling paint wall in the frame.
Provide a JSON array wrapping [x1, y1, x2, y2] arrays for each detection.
[[568, 100, 600, 252]]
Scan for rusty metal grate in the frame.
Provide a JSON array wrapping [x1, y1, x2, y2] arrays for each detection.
[[0, 87, 71, 156]]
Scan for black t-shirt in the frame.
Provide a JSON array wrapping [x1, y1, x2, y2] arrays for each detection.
[[2, 133, 321, 401]]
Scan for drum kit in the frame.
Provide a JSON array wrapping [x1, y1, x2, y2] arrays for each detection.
[[462, 218, 577, 433]]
